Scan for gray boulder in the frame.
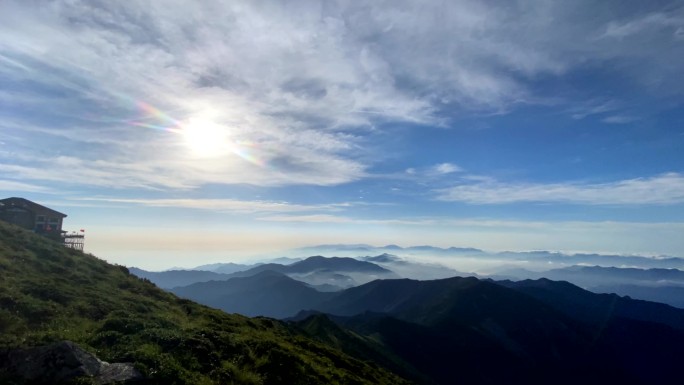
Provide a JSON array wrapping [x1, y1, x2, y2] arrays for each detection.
[[0, 340, 143, 384]]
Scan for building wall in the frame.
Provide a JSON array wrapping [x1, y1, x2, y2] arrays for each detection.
[[33, 207, 65, 234], [0, 207, 34, 229]]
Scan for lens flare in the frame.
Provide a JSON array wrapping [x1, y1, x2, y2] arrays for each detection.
[[180, 117, 230, 158], [127, 100, 266, 166]]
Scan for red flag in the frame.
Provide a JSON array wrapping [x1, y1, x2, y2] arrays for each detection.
[[80, 229, 85, 232]]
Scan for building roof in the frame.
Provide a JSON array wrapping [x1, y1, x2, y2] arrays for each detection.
[[0, 197, 67, 218]]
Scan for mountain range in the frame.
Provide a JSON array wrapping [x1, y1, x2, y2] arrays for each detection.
[[132, 255, 400, 291], [0, 221, 405, 384], [358, 253, 473, 280], [4, 218, 684, 384], [290, 276, 684, 385], [296, 244, 684, 270], [166, 262, 684, 383]]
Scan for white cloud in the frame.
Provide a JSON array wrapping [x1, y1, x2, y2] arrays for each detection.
[[436, 173, 684, 205], [430, 163, 463, 175], [0, 160, 194, 190]]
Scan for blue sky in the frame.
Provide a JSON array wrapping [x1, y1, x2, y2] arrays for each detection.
[[2, 0, 684, 269]]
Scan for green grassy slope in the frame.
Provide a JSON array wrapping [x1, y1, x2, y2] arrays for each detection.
[[0, 221, 409, 385]]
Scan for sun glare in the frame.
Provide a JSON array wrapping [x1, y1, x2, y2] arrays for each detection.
[[180, 117, 231, 158]]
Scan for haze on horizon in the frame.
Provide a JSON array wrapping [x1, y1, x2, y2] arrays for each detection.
[[1, 1, 684, 270]]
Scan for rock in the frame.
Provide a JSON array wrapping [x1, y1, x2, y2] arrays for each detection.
[[0, 340, 143, 384], [97, 362, 144, 384]]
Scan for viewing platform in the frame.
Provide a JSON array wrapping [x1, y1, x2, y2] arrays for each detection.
[[62, 231, 85, 251]]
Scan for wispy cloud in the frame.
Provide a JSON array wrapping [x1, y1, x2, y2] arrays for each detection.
[[257, 214, 684, 242], [436, 173, 684, 205], [570, 99, 620, 120], [259, 214, 357, 224], [602, 12, 684, 39], [258, 214, 437, 225], [403, 163, 464, 179], [0, 179, 53, 193], [74, 197, 350, 214], [602, 115, 639, 124]]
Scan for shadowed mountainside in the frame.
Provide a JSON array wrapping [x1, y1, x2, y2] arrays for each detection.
[[171, 270, 335, 318], [292, 276, 684, 385], [497, 278, 684, 331]]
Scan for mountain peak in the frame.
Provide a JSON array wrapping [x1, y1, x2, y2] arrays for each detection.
[[290, 256, 394, 273]]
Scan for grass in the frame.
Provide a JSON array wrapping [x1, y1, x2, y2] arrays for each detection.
[[0, 221, 409, 385]]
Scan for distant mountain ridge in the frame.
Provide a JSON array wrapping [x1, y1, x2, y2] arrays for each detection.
[[190, 262, 252, 274], [494, 265, 684, 308], [131, 255, 398, 290], [359, 253, 475, 280], [128, 267, 234, 289], [297, 244, 485, 255], [278, 255, 394, 274], [296, 244, 684, 269], [171, 270, 335, 318], [552, 265, 684, 284]]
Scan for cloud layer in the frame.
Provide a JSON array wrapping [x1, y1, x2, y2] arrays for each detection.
[[1, 1, 683, 191], [436, 173, 684, 205]]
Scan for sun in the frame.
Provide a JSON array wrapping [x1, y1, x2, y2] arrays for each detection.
[[180, 117, 231, 158]]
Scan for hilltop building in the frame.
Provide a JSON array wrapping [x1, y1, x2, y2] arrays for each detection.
[[0, 197, 84, 251]]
